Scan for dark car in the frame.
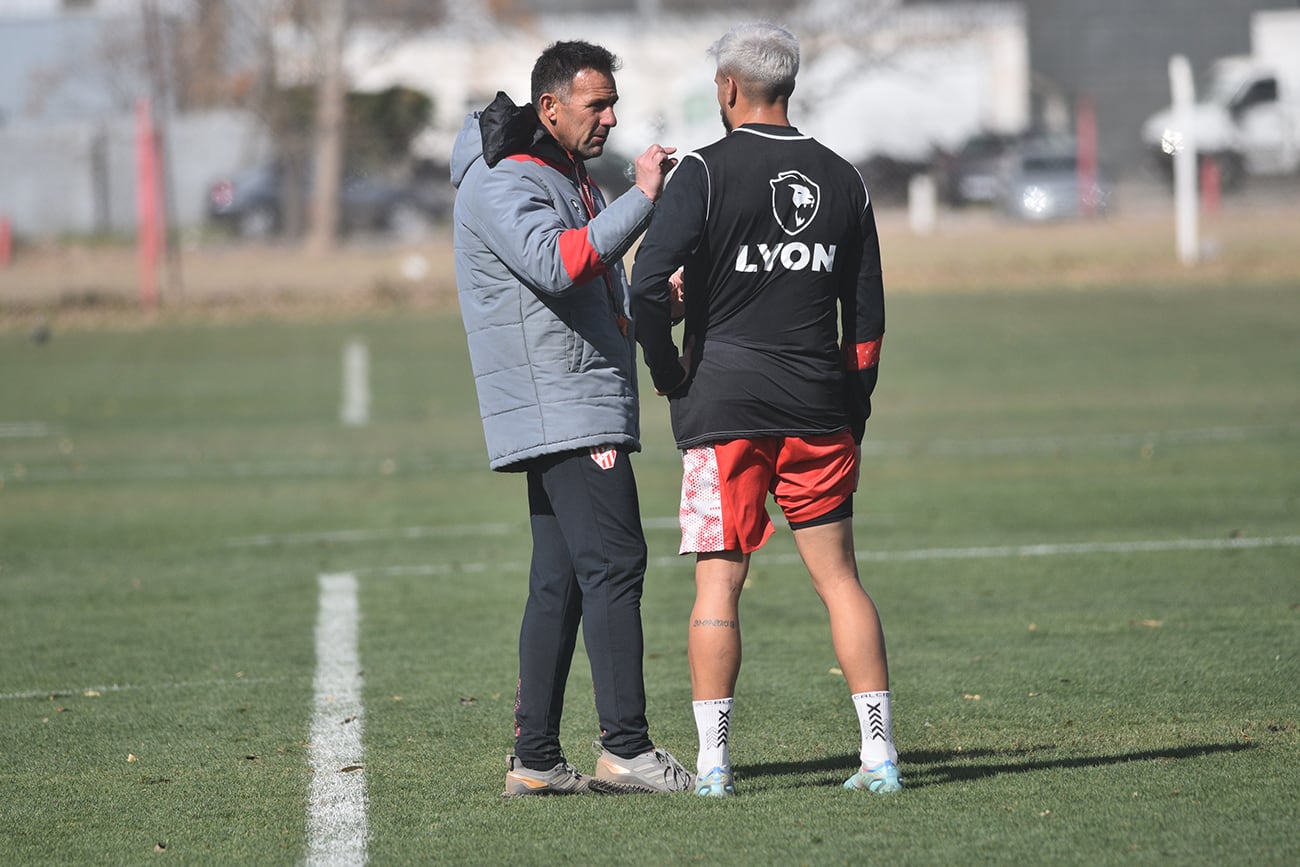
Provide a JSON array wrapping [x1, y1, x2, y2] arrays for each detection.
[[936, 132, 1021, 206], [206, 160, 451, 240], [856, 153, 935, 205]]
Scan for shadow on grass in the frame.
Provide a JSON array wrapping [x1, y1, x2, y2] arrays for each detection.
[[740, 742, 1254, 790]]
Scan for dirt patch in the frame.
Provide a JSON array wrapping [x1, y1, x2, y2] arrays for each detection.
[[877, 201, 1300, 294], [2, 198, 1298, 332], [0, 229, 460, 328]]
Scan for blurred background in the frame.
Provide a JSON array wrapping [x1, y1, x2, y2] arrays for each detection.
[[0, 0, 1297, 308]]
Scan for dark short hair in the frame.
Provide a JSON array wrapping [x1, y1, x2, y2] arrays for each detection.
[[530, 40, 621, 107]]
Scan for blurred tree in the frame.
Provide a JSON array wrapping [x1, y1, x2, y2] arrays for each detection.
[[232, 0, 444, 242], [349, 87, 435, 164], [275, 85, 433, 166], [354, 0, 452, 27], [307, 0, 347, 253], [176, 0, 228, 109]]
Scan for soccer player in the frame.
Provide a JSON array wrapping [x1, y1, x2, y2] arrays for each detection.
[[631, 22, 902, 797], [450, 40, 692, 796]]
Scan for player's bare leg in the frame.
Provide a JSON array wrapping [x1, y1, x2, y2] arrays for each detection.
[[688, 549, 747, 796], [688, 549, 748, 700], [794, 517, 902, 791], [793, 518, 888, 693]]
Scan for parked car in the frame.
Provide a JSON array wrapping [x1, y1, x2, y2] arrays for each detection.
[[1001, 138, 1112, 221], [856, 154, 935, 205], [936, 132, 1021, 206], [206, 160, 451, 240], [1139, 9, 1300, 190]]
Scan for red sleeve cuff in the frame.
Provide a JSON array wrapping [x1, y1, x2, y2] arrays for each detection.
[[845, 339, 882, 370]]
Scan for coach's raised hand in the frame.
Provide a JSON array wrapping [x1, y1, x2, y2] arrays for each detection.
[[634, 144, 678, 203]]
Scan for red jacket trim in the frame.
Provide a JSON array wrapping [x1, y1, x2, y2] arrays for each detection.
[[503, 153, 606, 283], [505, 152, 568, 173], [559, 225, 607, 284]]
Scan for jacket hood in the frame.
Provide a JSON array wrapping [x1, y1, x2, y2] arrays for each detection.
[[450, 113, 482, 188], [450, 91, 566, 188]]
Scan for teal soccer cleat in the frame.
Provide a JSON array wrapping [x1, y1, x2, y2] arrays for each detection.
[[843, 760, 904, 793], [695, 766, 736, 797]]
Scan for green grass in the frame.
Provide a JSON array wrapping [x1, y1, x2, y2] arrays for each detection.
[[1, 283, 1297, 864]]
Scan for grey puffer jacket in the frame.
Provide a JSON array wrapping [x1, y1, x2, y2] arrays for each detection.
[[450, 92, 656, 471]]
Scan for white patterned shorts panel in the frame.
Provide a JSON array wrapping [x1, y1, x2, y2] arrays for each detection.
[[679, 446, 726, 554]]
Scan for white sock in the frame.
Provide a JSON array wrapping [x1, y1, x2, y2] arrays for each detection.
[[693, 698, 734, 775], [852, 690, 898, 768]]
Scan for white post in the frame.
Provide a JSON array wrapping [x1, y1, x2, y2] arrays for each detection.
[[907, 172, 937, 236], [340, 338, 370, 428], [1168, 55, 1199, 266]]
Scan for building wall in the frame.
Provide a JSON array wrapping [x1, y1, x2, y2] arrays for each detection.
[[349, 4, 1028, 165], [0, 110, 266, 236]]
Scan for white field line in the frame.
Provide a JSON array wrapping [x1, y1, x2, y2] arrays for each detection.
[[224, 517, 675, 548], [8, 456, 478, 484], [340, 338, 370, 428], [354, 534, 1300, 579], [0, 421, 52, 438], [846, 534, 1300, 563], [307, 573, 368, 867], [7, 423, 1298, 485], [0, 676, 282, 702], [862, 423, 1300, 457], [225, 522, 515, 548]]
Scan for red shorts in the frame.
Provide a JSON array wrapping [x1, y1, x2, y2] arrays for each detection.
[[678, 432, 858, 554]]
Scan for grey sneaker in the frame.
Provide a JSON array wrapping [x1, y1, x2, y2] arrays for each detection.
[[591, 741, 695, 793], [501, 755, 594, 797]]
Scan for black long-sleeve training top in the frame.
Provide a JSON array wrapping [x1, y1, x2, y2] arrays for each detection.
[[630, 123, 885, 449]]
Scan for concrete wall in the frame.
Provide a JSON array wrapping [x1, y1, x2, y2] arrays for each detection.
[[0, 109, 268, 237]]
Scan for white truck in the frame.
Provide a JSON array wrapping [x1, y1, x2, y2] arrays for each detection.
[[1141, 8, 1300, 188]]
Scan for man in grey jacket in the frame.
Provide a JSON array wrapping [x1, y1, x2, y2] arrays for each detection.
[[450, 40, 692, 796]]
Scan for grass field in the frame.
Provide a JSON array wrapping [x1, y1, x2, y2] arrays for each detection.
[[2, 215, 1298, 863]]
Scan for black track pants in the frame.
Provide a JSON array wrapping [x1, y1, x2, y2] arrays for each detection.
[[514, 447, 653, 768]]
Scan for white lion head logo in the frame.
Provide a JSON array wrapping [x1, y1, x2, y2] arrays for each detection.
[[770, 170, 820, 236]]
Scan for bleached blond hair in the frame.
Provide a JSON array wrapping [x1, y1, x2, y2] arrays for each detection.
[[708, 21, 799, 101]]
